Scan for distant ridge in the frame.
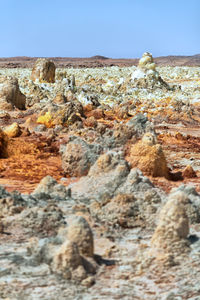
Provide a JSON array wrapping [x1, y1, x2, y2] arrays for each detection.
[[0, 54, 199, 68], [89, 55, 109, 60]]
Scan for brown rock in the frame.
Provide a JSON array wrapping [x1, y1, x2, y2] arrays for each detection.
[[150, 191, 190, 258], [128, 133, 169, 178], [0, 76, 26, 110], [31, 58, 56, 83], [182, 165, 197, 178], [3, 122, 21, 138], [52, 216, 96, 282], [52, 241, 86, 280], [0, 129, 8, 158], [67, 216, 94, 257], [37, 102, 84, 128], [0, 101, 13, 111]]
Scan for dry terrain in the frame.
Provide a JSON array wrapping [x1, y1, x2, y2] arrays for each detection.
[[0, 54, 200, 299]]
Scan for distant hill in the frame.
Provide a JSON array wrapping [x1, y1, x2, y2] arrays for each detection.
[[0, 54, 199, 68], [89, 55, 109, 60]]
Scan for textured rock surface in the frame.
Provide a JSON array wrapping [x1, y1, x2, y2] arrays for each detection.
[[0, 128, 8, 157], [18, 204, 66, 237], [0, 76, 26, 109], [128, 132, 169, 178], [71, 151, 130, 202], [32, 175, 70, 200], [169, 185, 200, 224], [150, 191, 190, 259], [31, 58, 56, 83], [61, 136, 102, 176], [0, 64, 200, 299], [37, 101, 84, 128], [3, 122, 21, 138], [90, 168, 162, 228], [131, 52, 171, 90], [66, 216, 94, 257], [0, 185, 26, 217]]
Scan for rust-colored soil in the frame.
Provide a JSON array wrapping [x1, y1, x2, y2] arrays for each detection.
[[0, 134, 64, 193]]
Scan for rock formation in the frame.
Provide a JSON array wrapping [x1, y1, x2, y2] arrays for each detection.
[[131, 52, 171, 90], [66, 216, 94, 257], [61, 136, 102, 177], [31, 58, 56, 83], [51, 216, 96, 283], [0, 76, 26, 109], [71, 151, 130, 202], [32, 175, 70, 200], [0, 129, 8, 157], [37, 101, 84, 128], [150, 191, 190, 260], [128, 132, 169, 178]]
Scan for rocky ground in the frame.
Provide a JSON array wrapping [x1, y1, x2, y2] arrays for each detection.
[[0, 54, 200, 299]]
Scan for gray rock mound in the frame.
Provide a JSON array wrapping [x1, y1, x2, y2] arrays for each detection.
[[28, 216, 97, 284], [0, 186, 26, 217], [71, 151, 130, 203], [126, 113, 155, 137], [61, 136, 102, 177], [71, 151, 163, 229], [90, 168, 162, 228], [169, 184, 200, 224], [150, 191, 190, 263], [19, 204, 66, 237], [32, 176, 70, 201]]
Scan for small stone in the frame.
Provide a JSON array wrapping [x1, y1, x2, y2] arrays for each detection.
[[3, 122, 21, 138], [182, 165, 197, 178]]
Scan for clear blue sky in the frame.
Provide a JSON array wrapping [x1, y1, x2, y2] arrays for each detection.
[[0, 0, 199, 58]]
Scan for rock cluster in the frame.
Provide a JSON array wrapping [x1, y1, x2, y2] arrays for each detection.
[[31, 58, 56, 83], [0, 61, 200, 298], [37, 101, 84, 128]]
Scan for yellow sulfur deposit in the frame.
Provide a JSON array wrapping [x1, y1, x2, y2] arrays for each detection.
[[37, 111, 54, 128]]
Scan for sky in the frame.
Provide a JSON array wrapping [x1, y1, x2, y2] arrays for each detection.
[[0, 0, 199, 58]]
